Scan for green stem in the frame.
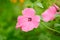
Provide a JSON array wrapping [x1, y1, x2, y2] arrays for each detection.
[[41, 22, 60, 33]]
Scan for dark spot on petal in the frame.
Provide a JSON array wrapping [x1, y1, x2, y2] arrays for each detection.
[[28, 18, 32, 21]]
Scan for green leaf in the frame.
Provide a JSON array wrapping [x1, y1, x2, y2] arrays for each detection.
[[54, 23, 60, 32], [36, 2, 44, 8]]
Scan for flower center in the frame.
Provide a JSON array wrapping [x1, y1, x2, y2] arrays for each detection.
[[28, 18, 32, 21]]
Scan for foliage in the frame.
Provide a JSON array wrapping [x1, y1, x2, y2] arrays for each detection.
[[0, 0, 60, 40]]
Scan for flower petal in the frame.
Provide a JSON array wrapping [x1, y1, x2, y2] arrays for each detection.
[[34, 15, 40, 22], [49, 6, 56, 14], [42, 15, 55, 22], [16, 23, 21, 29], [21, 22, 35, 32], [34, 22, 39, 28], [32, 15, 40, 28], [54, 4, 59, 10], [17, 16, 23, 22], [17, 16, 28, 23], [42, 6, 56, 22], [22, 8, 35, 16], [16, 16, 27, 28]]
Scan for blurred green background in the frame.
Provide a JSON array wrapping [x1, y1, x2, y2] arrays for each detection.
[[0, 0, 60, 40]]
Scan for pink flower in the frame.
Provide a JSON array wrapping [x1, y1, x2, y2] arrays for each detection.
[[16, 8, 40, 32], [42, 4, 59, 22]]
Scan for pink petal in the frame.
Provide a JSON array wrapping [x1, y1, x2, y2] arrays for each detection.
[[32, 15, 40, 22], [17, 16, 28, 23], [21, 22, 35, 32], [42, 6, 56, 22], [16, 16, 27, 29], [42, 15, 55, 22], [17, 16, 23, 22], [35, 15, 40, 22], [49, 6, 56, 14], [16, 23, 21, 29], [54, 4, 59, 10], [22, 8, 35, 16], [34, 22, 39, 28]]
